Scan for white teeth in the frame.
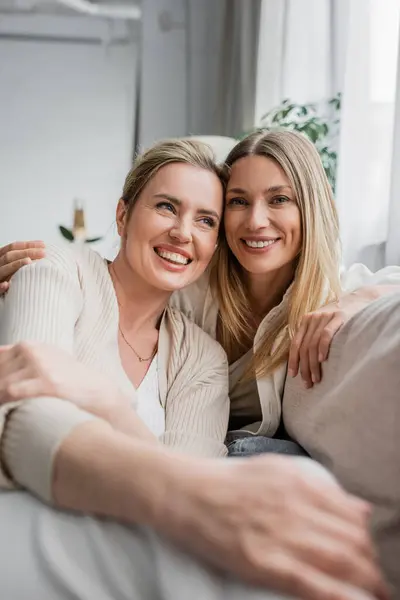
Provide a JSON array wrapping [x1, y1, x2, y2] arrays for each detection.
[[244, 239, 277, 248], [156, 249, 189, 265]]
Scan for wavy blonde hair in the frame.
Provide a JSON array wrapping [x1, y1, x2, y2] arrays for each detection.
[[210, 130, 341, 378], [121, 139, 227, 217]]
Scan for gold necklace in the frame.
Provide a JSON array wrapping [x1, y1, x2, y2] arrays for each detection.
[[118, 324, 157, 362], [110, 262, 158, 363]]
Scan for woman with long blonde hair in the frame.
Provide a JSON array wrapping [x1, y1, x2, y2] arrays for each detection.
[[170, 130, 400, 455]]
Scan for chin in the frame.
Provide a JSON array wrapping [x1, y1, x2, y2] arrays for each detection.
[[148, 273, 192, 293]]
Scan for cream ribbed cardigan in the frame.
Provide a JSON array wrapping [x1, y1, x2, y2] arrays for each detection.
[[0, 245, 229, 499]]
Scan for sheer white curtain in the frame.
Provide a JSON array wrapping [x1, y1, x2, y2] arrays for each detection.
[[255, 0, 333, 123], [255, 0, 400, 269], [335, 0, 400, 268]]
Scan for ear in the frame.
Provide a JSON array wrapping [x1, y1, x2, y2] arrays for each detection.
[[116, 199, 127, 237]]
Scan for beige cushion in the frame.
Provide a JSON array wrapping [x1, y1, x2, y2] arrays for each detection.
[[283, 293, 400, 592]]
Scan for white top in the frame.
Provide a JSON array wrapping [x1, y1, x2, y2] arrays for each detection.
[[136, 355, 165, 438], [170, 262, 400, 437]]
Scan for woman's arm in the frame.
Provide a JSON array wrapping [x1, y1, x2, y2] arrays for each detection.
[[288, 263, 400, 388], [7, 415, 386, 600], [0, 342, 158, 443]]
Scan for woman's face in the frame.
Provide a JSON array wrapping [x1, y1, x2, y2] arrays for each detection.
[[118, 163, 223, 292], [224, 155, 302, 276]]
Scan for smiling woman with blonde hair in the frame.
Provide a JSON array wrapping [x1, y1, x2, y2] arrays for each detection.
[[0, 137, 230, 473], [171, 130, 400, 452], [213, 130, 341, 379]]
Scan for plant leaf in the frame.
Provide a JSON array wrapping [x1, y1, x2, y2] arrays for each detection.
[[85, 236, 103, 243], [59, 225, 74, 241]]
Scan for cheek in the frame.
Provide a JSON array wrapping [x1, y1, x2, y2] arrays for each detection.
[[197, 231, 219, 263], [125, 210, 165, 244], [223, 212, 241, 244], [283, 209, 301, 239], [287, 212, 302, 251]]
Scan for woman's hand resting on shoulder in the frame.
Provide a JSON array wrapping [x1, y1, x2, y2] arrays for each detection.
[[0, 241, 45, 294], [288, 289, 386, 388], [0, 342, 133, 430]]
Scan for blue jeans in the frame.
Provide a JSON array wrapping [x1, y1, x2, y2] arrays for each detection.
[[227, 435, 308, 458]]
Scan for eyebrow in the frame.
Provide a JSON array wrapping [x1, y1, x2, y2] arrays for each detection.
[[227, 185, 293, 195], [153, 193, 221, 220]]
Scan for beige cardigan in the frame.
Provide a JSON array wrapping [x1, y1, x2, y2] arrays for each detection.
[[0, 245, 229, 500]]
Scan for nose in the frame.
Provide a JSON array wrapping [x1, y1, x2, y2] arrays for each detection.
[[169, 217, 192, 243], [247, 202, 270, 230]]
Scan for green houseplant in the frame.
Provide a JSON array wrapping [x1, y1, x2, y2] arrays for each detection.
[[251, 93, 341, 193]]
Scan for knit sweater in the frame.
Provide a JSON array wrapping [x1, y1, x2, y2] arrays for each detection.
[[0, 245, 229, 499]]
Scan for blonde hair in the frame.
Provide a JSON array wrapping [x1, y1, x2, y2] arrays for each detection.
[[122, 139, 226, 218], [210, 130, 341, 378]]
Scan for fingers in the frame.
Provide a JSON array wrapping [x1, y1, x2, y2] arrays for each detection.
[[0, 241, 45, 258], [306, 480, 371, 529], [0, 246, 46, 282], [288, 321, 307, 378], [303, 507, 376, 564], [0, 378, 42, 402], [0, 345, 23, 370], [318, 313, 344, 362], [300, 542, 388, 600], [0, 281, 9, 295], [302, 314, 334, 385], [266, 556, 386, 600], [0, 345, 39, 403], [290, 311, 345, 386], [297, 316, 325, 387]]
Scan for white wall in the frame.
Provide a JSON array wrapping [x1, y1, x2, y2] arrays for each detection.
[[0, 14, 138, 258]]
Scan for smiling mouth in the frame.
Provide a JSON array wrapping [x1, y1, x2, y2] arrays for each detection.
[[154, 248, 192, 266], [241, 239, 280, 249]]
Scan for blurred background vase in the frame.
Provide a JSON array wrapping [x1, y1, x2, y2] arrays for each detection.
[[72, 199, 87, 243], [59, 200, 102, 245]]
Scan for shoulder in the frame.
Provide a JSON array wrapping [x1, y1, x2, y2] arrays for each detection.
[[31, 243, 79, 274], [34, 243, 107, 283], [4, 244, 83, 296]]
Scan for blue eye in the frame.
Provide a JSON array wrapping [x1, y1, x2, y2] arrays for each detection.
[[271, 196, 289, 205], [199, 217, 217, 228], [156, 201, 175, 213], [227, 197, 247, 207]]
